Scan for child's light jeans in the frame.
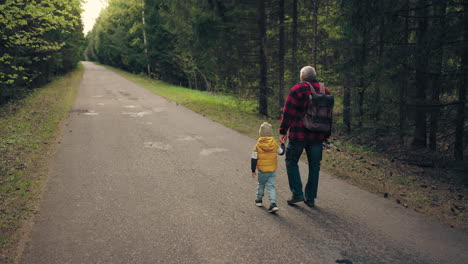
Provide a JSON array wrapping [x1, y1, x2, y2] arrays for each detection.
[[256, 171, 276, 203]]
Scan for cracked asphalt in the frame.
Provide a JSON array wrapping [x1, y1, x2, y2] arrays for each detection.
[[19, 62, 468, 264]]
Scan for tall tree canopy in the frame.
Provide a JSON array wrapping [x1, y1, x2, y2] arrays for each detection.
[[0, 0, 85, 104]]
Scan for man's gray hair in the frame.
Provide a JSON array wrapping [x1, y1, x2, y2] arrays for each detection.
[[300, 66, 317, 80]]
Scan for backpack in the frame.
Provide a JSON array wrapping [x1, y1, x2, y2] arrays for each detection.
[[303, 82, 334, 133]]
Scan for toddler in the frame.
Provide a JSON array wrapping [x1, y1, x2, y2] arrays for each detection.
[[251, 122, 285, 213]]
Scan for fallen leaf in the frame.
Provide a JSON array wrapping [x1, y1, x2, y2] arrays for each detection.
[[450, 208, 458, 216]]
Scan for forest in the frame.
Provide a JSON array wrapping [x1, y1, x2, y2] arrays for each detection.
[[0, 0, 85, 105], [84, 0, 468, 162]]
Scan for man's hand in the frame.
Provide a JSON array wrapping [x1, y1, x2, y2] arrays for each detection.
[[251, 172, 257, 178], [280, 134, 287, 144]]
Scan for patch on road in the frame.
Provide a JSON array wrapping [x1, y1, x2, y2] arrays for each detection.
[[121, 111, 152, 118], [200, 148, 228, 156], [144, 142, 172, 150], [69, 109, 99, 116], [83, 112, 99, 116], [152, 107, 165, 113], [177, 135, 203, 141]]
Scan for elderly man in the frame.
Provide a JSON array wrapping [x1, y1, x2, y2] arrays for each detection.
[[279, 66, 331, 207]]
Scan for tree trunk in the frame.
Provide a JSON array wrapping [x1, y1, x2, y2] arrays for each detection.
[[141, 0, 150, 77], [375, 11, 384, 123], [290, 0, 298, 86], [358, 27, 368, 128], [429, 0, 447, 151], [257, 0, 268, 116], [197, 68, 212, 92], [455, 0, 468, 160], [194, 71, 198, 90], [412, 0, 429, 147], [278, 0, 285, 110], [399, 0, 410, 144], [343, 73, 351, 132], [312, 0, 320, 68]]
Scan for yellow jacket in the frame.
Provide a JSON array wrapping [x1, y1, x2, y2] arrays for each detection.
[[253, 137, 280, 173]]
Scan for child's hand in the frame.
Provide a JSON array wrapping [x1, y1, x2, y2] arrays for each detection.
[[251, 172, 257, 178]]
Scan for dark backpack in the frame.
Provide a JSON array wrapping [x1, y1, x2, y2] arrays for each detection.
[[303, 82, 334, 133]]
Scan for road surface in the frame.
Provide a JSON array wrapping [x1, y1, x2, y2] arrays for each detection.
[[20, 62, 468, 263]]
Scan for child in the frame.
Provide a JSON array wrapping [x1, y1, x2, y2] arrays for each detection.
[[251, 122, 285, 213]]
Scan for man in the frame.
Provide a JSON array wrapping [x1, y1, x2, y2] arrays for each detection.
[[279, 66, 331, 207]]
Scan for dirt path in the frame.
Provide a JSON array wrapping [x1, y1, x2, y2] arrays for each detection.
[[19, 62, 468, 263]]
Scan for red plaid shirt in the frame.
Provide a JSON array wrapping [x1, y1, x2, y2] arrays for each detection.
[[279, 81, 331, 142]]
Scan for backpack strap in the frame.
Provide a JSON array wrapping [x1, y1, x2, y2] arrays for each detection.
[[305, 81, 325, 94], [319, 82, 325, 94], [304, 82, 316, 95]]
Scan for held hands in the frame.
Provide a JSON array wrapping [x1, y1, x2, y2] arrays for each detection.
[[251, 172, 257, 178], [279, 134, 287, 144]]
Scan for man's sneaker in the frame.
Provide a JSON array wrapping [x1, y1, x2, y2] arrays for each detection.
[[304, 199, 315, 207], [268, 203, 279, 213], [287, 197, 304, 205], [255, 199, 263, 207]]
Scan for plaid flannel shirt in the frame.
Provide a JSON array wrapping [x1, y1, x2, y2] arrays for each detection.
[[279, 81, 331, 142]]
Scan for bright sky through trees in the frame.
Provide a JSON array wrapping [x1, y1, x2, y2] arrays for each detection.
[[81, 0, 108, 34]]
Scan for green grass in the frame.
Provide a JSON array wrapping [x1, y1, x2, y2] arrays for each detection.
[[0, 64, 83, 262], [395, 177, 407, 185], [346, 143, 367, 153]]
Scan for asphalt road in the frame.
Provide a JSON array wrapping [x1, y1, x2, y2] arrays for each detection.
[[20, 62, 468, 264]]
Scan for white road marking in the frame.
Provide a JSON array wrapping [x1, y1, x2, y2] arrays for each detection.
[[120, 111, 152, 118], [200, 148, 228, 156], [144, 142, 172, 150], [135, 111, 151, 117], [177, 136, 203, 141], [83, 110, 99, 116]]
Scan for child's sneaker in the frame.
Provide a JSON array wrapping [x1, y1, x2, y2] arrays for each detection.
[[255, 199, 263, 207], [268, 203, 279, 213]]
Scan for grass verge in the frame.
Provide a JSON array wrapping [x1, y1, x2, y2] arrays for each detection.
[[0, 64, 83, 263], [106, 65, 467, 231]]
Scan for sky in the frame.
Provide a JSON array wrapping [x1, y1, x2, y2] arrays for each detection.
[[81, 0, 108, 35]]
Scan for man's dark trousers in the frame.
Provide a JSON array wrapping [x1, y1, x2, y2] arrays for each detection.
[[285, 140, 323, 201]]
